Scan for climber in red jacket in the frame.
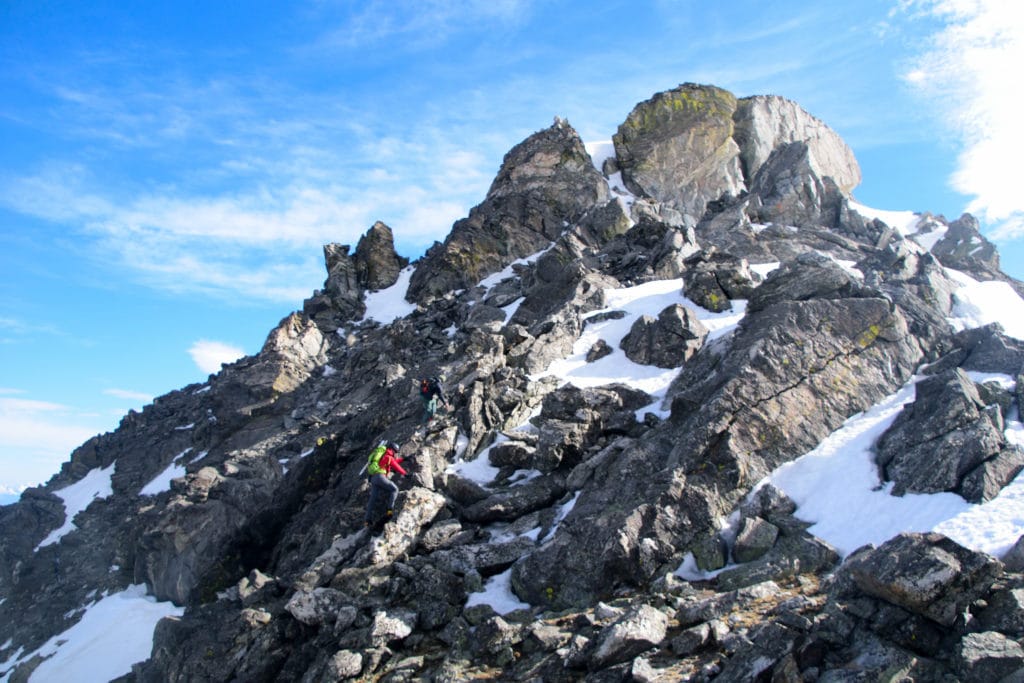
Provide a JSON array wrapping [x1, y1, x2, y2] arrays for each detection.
[[364, 441, 407, 527]]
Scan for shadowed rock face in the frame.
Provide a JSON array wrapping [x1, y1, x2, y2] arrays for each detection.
[[354, 221, 408, 291], [3, 81, 1024, 683], [406, 118, 609, 304]]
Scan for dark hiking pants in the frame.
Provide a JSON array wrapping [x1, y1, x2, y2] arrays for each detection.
[[366, 473, 398, 523]]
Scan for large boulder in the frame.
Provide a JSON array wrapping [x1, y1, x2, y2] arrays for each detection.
[[588, 604, 669, 670], [619, 304, 708, 368], [732, 94, 860, 193], [613, 83, 744, 223], [681, 249, 757, 313], [843, 532, 1002, 627]]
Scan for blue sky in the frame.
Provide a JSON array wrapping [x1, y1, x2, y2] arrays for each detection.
[[1, 0, 1022, 494]]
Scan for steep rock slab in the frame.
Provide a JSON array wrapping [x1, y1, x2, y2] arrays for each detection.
[[514, 258, 924, 609], [407, 119, 608, 303], [512, 452, 717, 609], [668, 256, 923, 482], [238, 313, 329, 398], [732, 94, 860, 193], [613, 82, 744, 223]]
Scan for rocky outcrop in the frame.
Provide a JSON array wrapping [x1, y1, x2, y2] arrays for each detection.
[[732, 94, 860, 193], [681, 249, 757, 312], [303, 243, 364, 328], [354, 221, 407, 291], [612, 84, 861, 229], [407, 118, 609, 303], [303, 222, 409, 330], [931, 213, 1002, 280], [745, 141, 846, 228], [243, 313, 329, 397], [876, 368, 1024, 502], [619, 303, 708, 367]]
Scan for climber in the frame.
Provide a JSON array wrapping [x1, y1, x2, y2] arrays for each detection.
[[419, 376, 447, 424], [364, 440, 406, 527]]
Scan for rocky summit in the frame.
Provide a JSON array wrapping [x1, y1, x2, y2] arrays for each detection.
[[2, 81, 1024, 682]]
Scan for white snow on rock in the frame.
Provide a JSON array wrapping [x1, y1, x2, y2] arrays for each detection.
[[139, 448, 205, 497], [465, 567, 530, 615], [585, 140, 638, 220], [848, 199, 922, 237], [0, 585, 182, 683], [361, 266, 418, 324], [946, 268, 1024, 340], [36, 463, 117, 549], [536, 278, 745, 404]]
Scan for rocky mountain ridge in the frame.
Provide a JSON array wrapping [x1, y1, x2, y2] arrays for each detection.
[[2, 81, 1024, 681]]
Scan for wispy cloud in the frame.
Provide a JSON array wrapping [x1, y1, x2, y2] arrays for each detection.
[[102, 388, 153, 403], [0, 397, 104, 488], [309, 0, 534, 51], [0, 316, 63, 343], [189, 340, 246, 375], [899, 0, 1024, 239]]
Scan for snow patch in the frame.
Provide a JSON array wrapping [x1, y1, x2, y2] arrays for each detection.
[[946, 268, 1024, 340], [361, 266, 418, 324], [36, 464, 117, 549], [139, 448, 195, 497], [0, 585, 182, 683], [848, 200, 921, 236], [465, 567, 530, 615]]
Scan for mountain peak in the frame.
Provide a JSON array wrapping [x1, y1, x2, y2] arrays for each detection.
[[2, 82, 1024, 682]]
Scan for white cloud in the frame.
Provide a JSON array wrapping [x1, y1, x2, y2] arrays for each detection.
[[188, 340, 246, 375], [0, 397, 104, 488], [102, 388, 153, 403], [900, 0, 1024, 238]]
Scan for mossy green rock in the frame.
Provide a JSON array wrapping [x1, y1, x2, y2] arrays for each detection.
[[613, 83, 744, 222]]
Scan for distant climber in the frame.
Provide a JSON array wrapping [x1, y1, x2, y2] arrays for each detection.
[[364, 440, 406, 528], [419, 376, 447, 424]]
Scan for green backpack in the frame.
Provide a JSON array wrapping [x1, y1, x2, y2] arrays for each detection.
[[366, 443, 387, 476]]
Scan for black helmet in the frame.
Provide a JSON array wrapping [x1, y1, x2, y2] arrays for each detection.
[[387, 441, 400, 452]]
